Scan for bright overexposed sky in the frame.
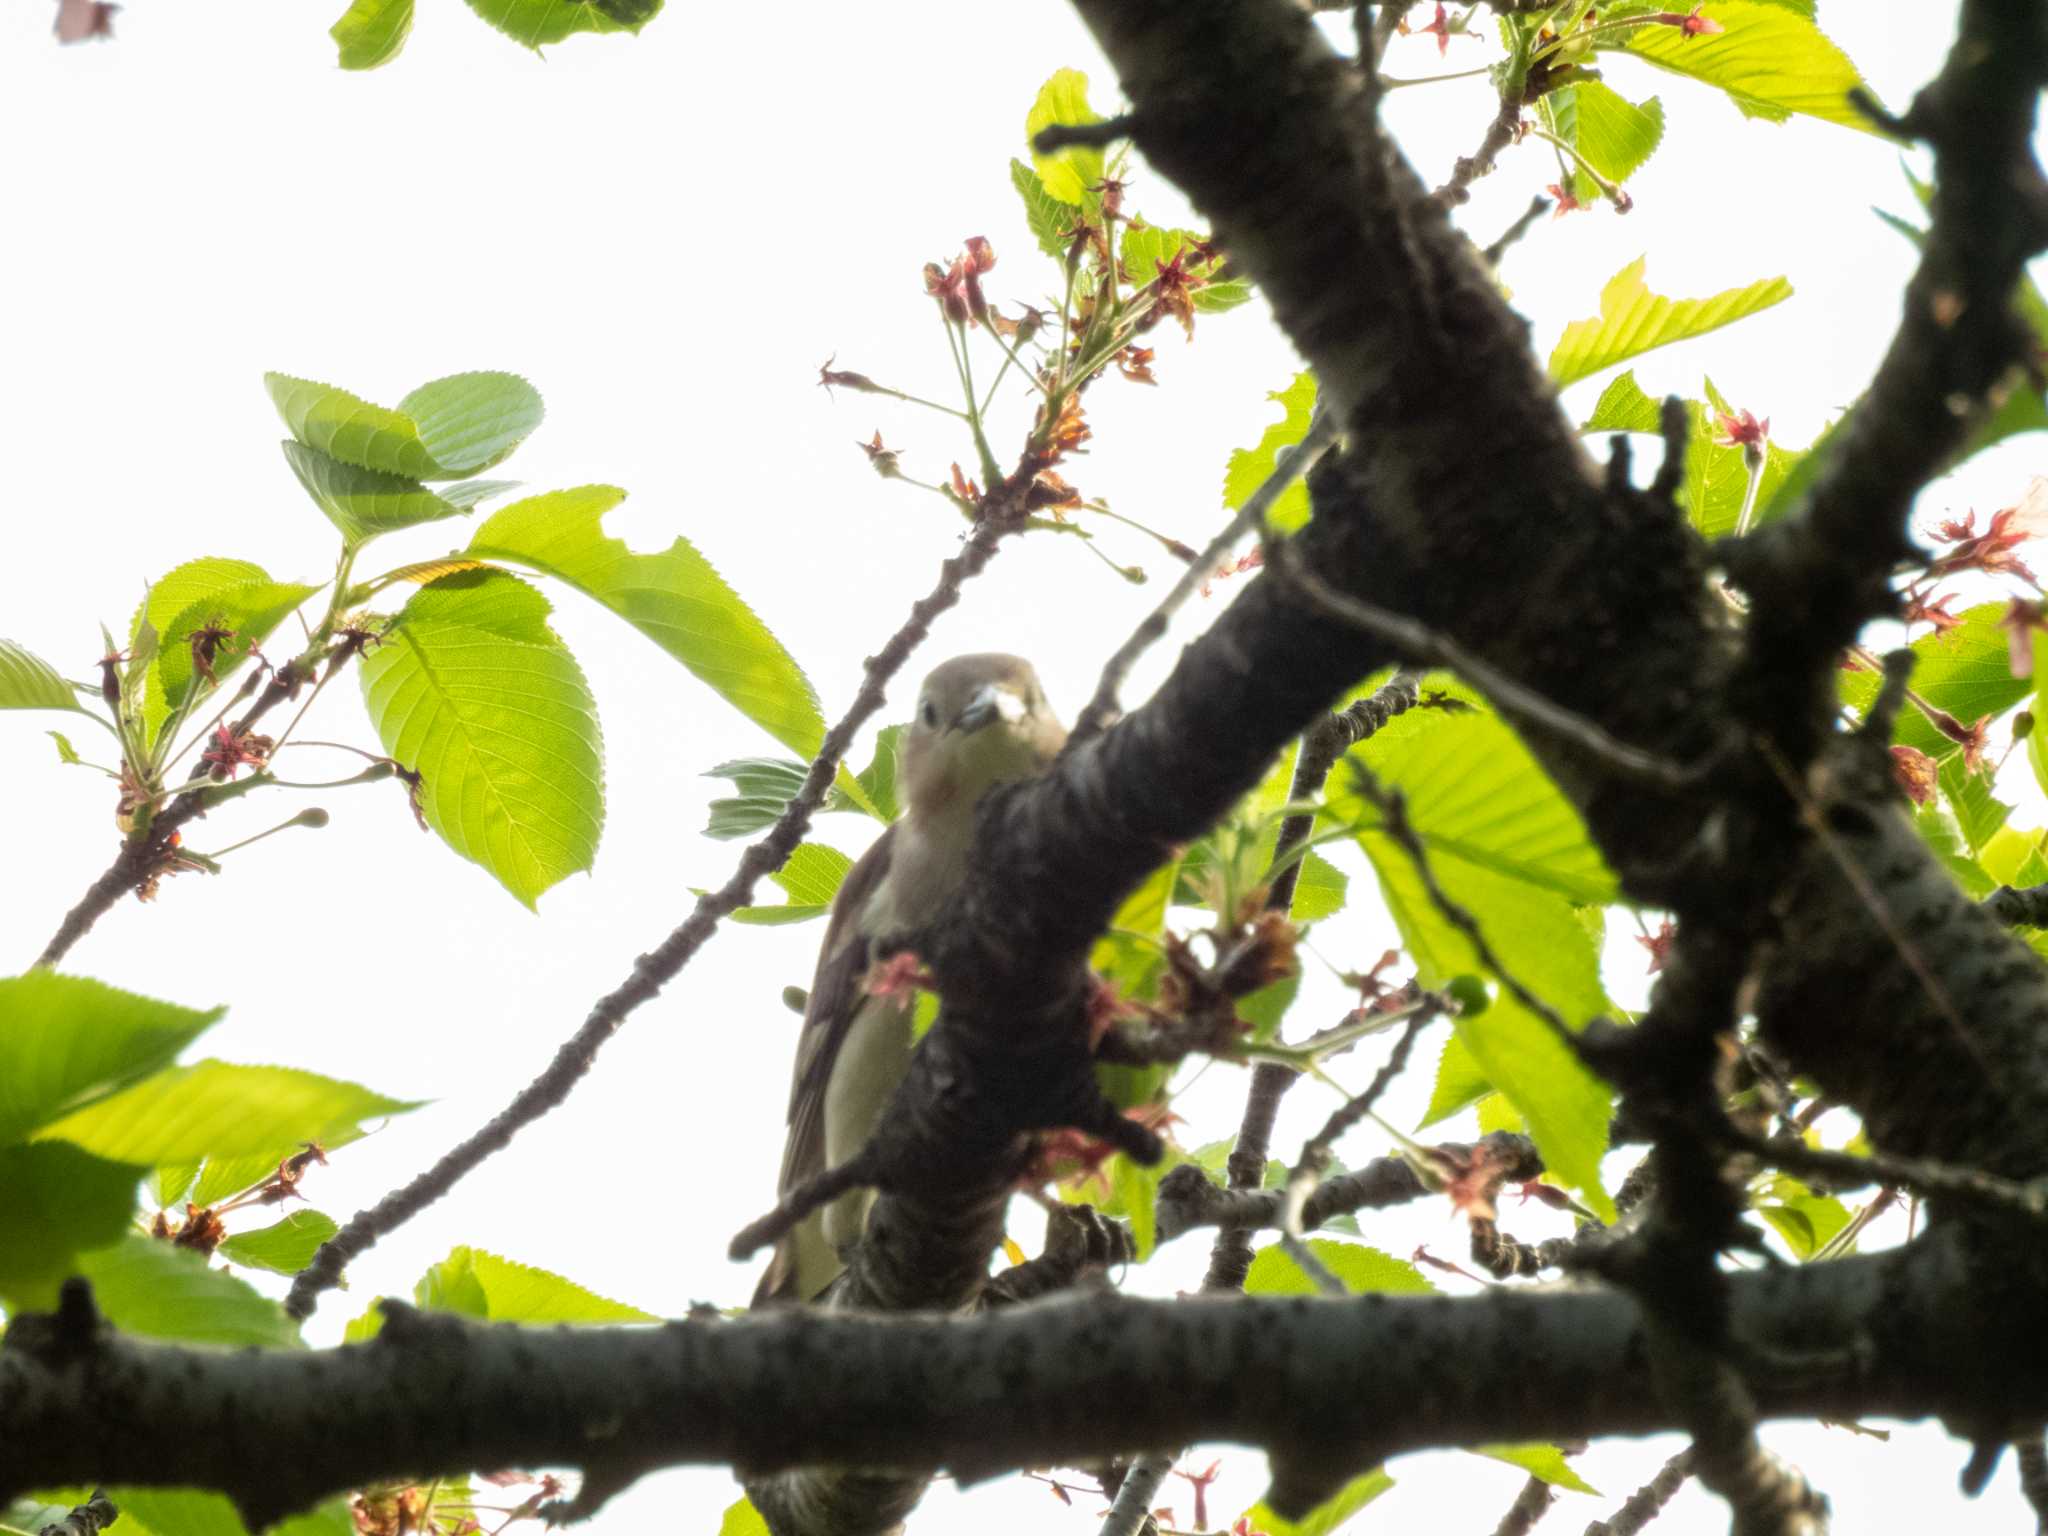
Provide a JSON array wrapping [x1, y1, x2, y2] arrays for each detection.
[[2, 2, 2043, 1532]]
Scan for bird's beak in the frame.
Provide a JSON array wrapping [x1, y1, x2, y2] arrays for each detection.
[[954, 682, 1028, 733]]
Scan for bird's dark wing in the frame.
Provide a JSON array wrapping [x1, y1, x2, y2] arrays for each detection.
[[753, 823, 895, 1305]]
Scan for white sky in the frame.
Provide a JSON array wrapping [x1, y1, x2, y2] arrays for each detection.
[[2, 2, 2043, 1533]]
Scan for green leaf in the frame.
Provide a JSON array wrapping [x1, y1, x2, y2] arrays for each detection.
[[358, 568, 604, 907], [1240, 1469, 1396, 1536], [266, 370, 542, 479], [1548, 258, 1792, 387], [1119, 224, 1249, 317], [468, 486, 824, 758], [149, 579, 322, 737], [216, 1209, 339, 1276], [851, 724, 903, 823], [414, 1245, 657, 1322], [1025, 68, 1105, 206], [0, 972, 221, 1146], [1326, 707, 1617, 903], [1357, 831, 1615, 1219], [1840, 603, 2028, 759], [1941, 750, 2010, 855], [1010, 158, 1072, 261], [1223, 373, 1317, 534], [1421, 1030, 1492, 1127], [266, 373, 440, 479], [703, 756, 810, 840], [78, 1236, 299, 1347], [732, 843, 853, 925], [1581, 368, 1665, 434], [462, 0, 656, 48], [330, 0, 412, 66], [0, 1142, 143, 1310], [0, 639, 85, 713], [1621, 0, 1880, 133], [1239, 972, 1301, 1045], [1245, 1237, 1435, 1296], [35, 1059, 418, 1174], [1557, 81, 1665, 187], [1091, 856, 1182, 1110], [717, 1499, 771, 1536], [397, 372, 545, 476], [1290, 850, 1349, 922], [1473, 1444, 1598, 1495], [108, 1490, 355, 1536], [281, 442, 466, 552], [1752, 1173, 1852, 1260]]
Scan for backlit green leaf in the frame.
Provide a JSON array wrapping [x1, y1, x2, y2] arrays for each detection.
[[281, 441, 466, 552], [149, 579, 321, 740], [330, 0, 412, 67], [733, 842, 853, 925], [463, 0, 657, 49], [1239, 1469, 1395, 1536], [1840, 603, 2028, 760], [1474, 1444, 1598, 1495], [1010, 159, 1071, 261], [1245, 1238, 1434, 1296], [1548, 258, 1792, 387], [468, 485, 824, 757], [398, 372, 545, 476], [1621, 0, 1880, 133], [0, 972, 220, 1146], [1223, 372, 1317, 534], [415, 1245, 657, 1322], [0, 639, 85, 713], [359, 569, 604, 906], [36, 1059, 415, 1174], [718, 1499, 771, 1536], [79, 1236, 299, 1347], [0, 1142, 143, 1310], [217, 1209, 340, 1275], [1025, 68, 1104, 205]]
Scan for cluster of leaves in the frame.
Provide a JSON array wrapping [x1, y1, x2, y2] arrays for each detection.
[[0, 973, 651, 1536], [6, 367, 822, 910], [326, 0, 661, 71]]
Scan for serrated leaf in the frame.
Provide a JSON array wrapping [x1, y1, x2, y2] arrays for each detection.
[[703, 756, 809, 840], [415, 1245, 656, 1322], [0, 1142, 144, 1310], [1010, 158, 1071, 260], [1941, 749, 2010, 854], [1223, 372, 1318, 534], [282, 441, 466, 551], [0, 972, 221, 1146], [1289, 849, 1349, 922], [1840, 603, 2028, 760], [1025, 68, 1105, 205], [397, 372, 544, 476], [79, 1235, 299, 1347], [852, 724, 902, 823], [1377, 851, 1615, 1219], [49, 731, 85, 764], [468, 486, 824, 757], [266, 373, 440, 479], [0, 639, 85, 713], [127, 557, 267, 666], [1421, 1029, 1492, 1127], [330, 0, 412, 67], [370, 556, 492, 590], [1581, 368, 1666, 435], [216, 1210, 340, 1276], [358, 568, 604, 907], [733, 843, 853, 925], [35, 1059, 416, 1175], [1621, 0, 1880, 133], [1580, 371, 1806, 538], [1327, 708, 1617, 903], [1240, 1469, 1395, 1536], [1120, 224, 1247, 318], [462, 0, 650, 49], [1473, 1444, 1598, 1495], [1559, 81, 1665, 186], [1245, 1237, 1435, 1296], [1548, 258, 1792, 387], [148, 579, 322, 741]]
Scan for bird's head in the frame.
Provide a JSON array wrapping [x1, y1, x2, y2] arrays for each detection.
[[899, 653, 1066, 821]]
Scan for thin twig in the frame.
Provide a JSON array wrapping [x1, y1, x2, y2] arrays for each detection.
[[1069, 407, 1340, 745], [1582, 1450, 1694, 1536], [283, 506, 1026, 1320]]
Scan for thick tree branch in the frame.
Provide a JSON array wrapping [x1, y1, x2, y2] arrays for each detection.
[[9, 1228, 2048, 1531]]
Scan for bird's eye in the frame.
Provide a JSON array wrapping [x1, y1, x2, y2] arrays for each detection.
[[920, 699, 939, 728]]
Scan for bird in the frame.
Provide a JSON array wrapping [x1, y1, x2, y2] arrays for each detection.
[[753, 653, 1067, 1305]]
